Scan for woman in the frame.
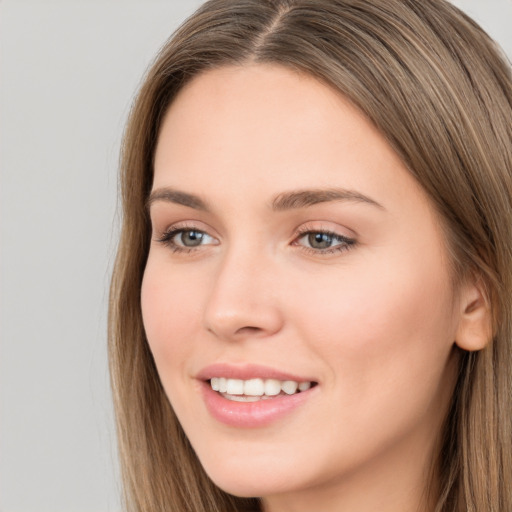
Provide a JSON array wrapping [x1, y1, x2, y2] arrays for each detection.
[[108, 0, 512, 510]]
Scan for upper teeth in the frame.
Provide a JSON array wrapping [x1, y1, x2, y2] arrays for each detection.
[[210, 377, 312, 396]]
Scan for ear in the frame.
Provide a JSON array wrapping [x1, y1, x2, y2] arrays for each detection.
[[454, 276, 493, 352]]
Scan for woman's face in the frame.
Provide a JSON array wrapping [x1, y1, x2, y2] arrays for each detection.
[[142, 64, 461, 509]]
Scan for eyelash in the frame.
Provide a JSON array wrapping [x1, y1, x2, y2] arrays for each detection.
[[155, 225, 356, 255], [155, 225, 211, 254], [293, 227, 356, 255]]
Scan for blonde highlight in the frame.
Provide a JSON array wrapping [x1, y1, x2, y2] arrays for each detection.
[[109, 1, 512, 510]]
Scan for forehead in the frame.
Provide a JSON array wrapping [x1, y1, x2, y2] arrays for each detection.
[[153, 64, 428, 217]]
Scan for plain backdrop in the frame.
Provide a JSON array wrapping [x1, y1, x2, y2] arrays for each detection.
[[0, 1, 511, 511]]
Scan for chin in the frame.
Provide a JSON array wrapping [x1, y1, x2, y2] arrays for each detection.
[[198, 451, 307, 499], [209, 476, 267, 499]]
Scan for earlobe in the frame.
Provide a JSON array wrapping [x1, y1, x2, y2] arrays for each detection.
[[454, 277, 493, 352]]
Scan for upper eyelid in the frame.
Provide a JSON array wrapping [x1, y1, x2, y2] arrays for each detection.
[[294, 221, 357, 239], [295, 229, 351, 239], [152, 216, 357, 239], [158, 225, 215, 240], [155, 220, 217, 236], [154, 221, 355, 237]]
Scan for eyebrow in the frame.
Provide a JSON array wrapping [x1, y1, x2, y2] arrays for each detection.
[[271, 188, 384, 211], [147, 188, 209, 211], [146, 186, 384, 212]]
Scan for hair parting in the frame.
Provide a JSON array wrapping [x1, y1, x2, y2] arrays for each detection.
[[109, 1, 512, 510]]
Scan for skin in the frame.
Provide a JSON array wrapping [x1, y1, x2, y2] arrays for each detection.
[[141, 64, 478, 512]]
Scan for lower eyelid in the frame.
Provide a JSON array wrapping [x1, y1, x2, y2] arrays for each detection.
[[294, 227, 356, 250]]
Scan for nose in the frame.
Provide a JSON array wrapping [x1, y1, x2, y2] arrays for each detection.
[[203, 247, 284, 342]]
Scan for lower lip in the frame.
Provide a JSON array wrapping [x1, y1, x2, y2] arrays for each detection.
[[200, 381, 317, 428]]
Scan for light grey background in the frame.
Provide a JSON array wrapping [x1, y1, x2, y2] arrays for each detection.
[[0, 1, 510, 511]]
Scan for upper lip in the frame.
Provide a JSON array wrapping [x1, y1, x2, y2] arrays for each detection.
[[196, 363, 317, 383]]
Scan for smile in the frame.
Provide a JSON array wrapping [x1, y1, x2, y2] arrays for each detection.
[[197, 365, 319, 427], [210, 377, 313, 401]]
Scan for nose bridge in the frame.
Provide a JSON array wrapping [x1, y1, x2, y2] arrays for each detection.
[[203, 240, 283, 340]]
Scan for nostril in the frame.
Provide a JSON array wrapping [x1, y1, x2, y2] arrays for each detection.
[[204, 294, 284, 340], [235, 326, 263, 335]]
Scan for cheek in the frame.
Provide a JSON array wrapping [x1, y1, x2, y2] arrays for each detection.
[[278, 248, 459, 472], [289, 244, 457, 397], [140, 259, 202, 376]]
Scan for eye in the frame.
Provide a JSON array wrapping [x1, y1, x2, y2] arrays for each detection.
[[305, 232, 337, 250], [156, 227, 218, 251], [174, 229, 210, 247], [294, 230, 355, 254]]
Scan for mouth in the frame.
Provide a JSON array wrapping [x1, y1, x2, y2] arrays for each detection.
[[208, 377, 317, 402], [197, 364, 319, 427]]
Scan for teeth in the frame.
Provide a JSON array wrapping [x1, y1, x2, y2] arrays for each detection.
[[209, 377, 314, 398], [223, 395, 261, 402], [264, 379, 281, 396], [226, 379, 244, 395], [282, 380, 299, 395], [298, 381, 311, 392], [244, 378, 265, 396]]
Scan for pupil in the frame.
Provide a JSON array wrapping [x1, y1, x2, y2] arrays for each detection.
[[182, 230, 203, 247], [308, 232, 332, 249]]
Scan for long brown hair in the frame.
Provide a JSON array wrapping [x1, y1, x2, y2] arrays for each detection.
[[108, 1, 512, 510]]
